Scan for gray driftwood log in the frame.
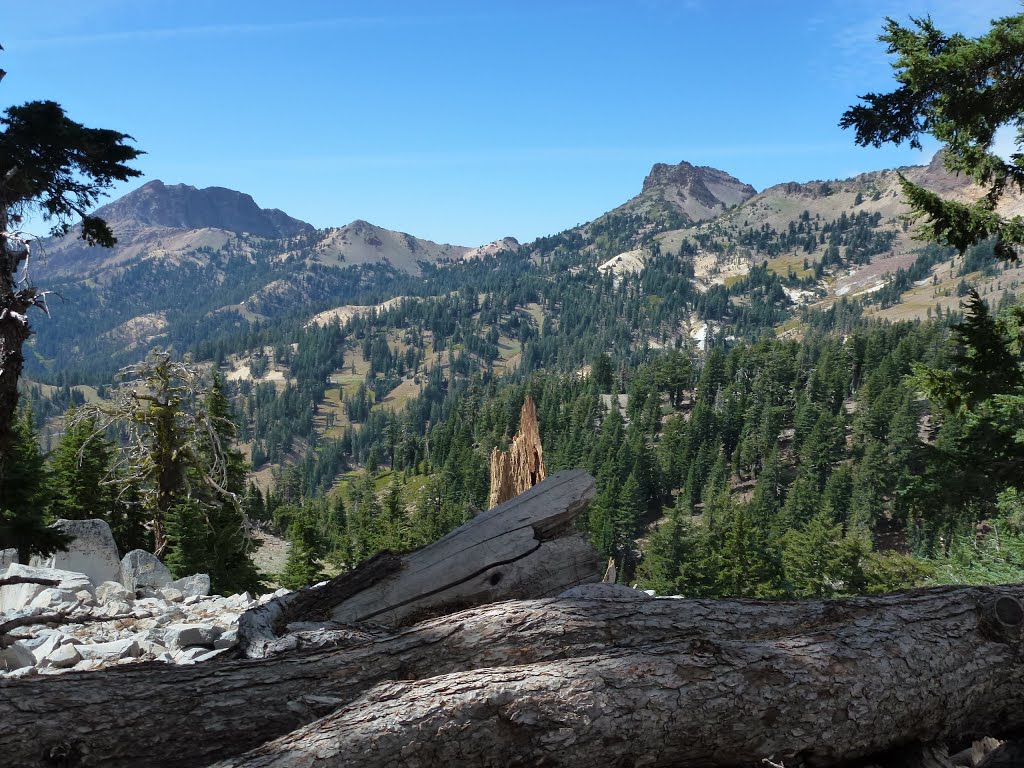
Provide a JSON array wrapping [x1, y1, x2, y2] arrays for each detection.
[[1, 584, 1023, 767], [237, 469, 602, 658]]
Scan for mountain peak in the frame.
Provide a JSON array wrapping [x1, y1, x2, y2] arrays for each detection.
[[92, 180, 314, 238], [635, 161, 757, 223]]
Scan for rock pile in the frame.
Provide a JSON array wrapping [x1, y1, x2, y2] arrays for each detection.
[[0, 519, 285, 678]]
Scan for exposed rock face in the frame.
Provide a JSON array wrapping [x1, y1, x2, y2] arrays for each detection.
[[31, 519, 121, 587], [461, 236, 521, 261], [636, 160, 757, 223], [488, 396, 547, 509]]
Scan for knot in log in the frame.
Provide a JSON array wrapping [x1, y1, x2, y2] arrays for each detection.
[[978, 595, 1024, 645]]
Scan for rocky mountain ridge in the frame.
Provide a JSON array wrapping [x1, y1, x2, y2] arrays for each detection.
[[26, 151, 1024, 385], [612, 159, 758, 224], [35, 180, 316, 279], [92, 180, 315, 239]]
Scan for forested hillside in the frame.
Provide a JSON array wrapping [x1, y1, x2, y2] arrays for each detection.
[[17, 149, 1024, 592]]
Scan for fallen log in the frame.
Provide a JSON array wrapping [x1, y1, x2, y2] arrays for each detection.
[[238, 469, 601, 657], [2, 585, 1023, 767], [202, 588, 1024, 768]]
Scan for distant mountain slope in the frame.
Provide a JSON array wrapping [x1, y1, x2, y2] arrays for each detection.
[[307, 220, 470, 275], [23, 180, 485, 379], [35, 180, 315, 278], [647, 150, 1024, 325], [92, 180, 314, 237], [28, 151, 1024, 386]]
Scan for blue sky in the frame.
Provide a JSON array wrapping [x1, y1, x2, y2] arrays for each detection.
[[3, 0, 1022, 246]]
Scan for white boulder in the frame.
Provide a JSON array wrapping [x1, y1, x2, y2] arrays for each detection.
[[31, 519, 121, 587], [0, 564, 94, 613], [0, 549, 17, 569], [77, 638, 141, 662], [28, 587, 88, 612], [43, 642, 82, 669], [170, 573, 210, 598], [0, 641, 35, 671], [31, 633, 63, 663], [163, 623, 222, 650], [95, 581, 133, 604], [213, 629, 238, 650], [120, 550, 173, 592]]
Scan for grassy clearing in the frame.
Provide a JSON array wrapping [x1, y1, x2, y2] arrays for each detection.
[[494, 335, 523, 372], [342, 349, 370, 376], [766, 252, 815, 279], [374, 376, 423, 413], [521, 302, 545, 329], [328, 468, 431, 510], [723, 274, 745, 289]]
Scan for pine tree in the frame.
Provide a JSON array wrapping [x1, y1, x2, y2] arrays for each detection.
[[841, 13, 1024, 259], [782, 510, 863, 598], [0, 406, 66, 561], [279, 506, 324, 590], [636, 495, 689, 594], [0, 82, 142, 481], [721, 501, 781, 598], [164, 372, 262, 594], [50, 411, 105, 517]]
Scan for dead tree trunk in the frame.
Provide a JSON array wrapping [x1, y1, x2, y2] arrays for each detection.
[[2, 585, 1023, 768], [0, 203, 35, 475], [488, 395, 547, 508]]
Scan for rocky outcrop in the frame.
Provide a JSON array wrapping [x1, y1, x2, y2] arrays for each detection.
[[0, 564, 94, 614], [624, 160, 757, 224], [87, 179, 314, 239], [488, 396, 547, 508], [0, 562, 274, 675], [0, 519, 254, 676]]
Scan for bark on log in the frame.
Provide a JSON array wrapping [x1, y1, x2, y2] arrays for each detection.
[[2, 585, 1023, 768], [236, 551, 404, 658]]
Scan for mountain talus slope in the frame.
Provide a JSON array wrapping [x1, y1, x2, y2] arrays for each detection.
[[307, 220, 471, 275]]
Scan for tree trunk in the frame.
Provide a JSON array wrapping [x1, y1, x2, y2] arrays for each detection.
[[0, 205, 33, 476], [2, 585, 1022, 768]]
